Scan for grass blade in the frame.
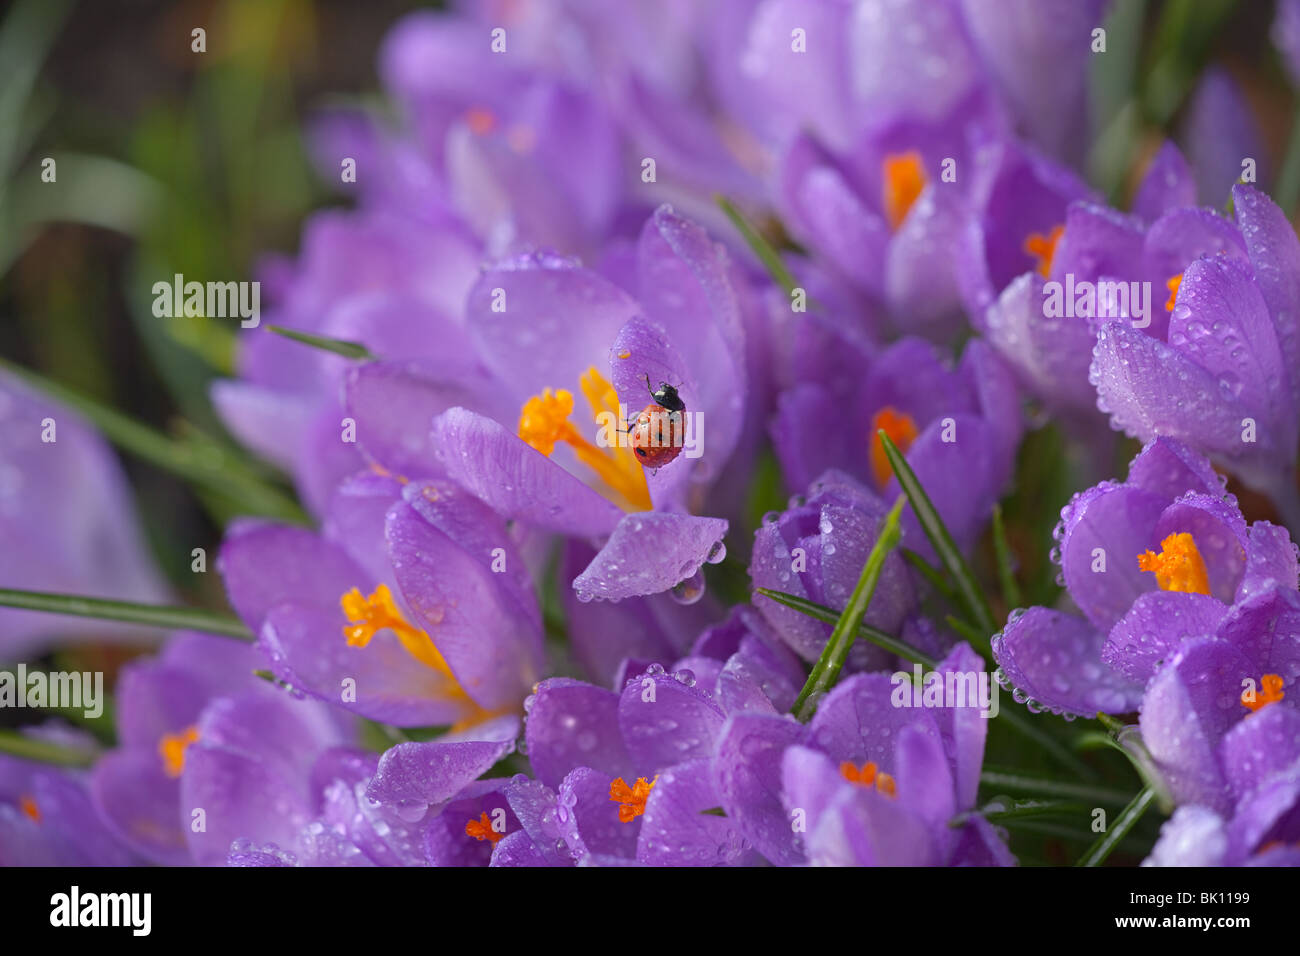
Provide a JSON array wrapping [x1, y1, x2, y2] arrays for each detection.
[[1075, 787, 1156, 867], [267, 325, 376, 360], [0, 729, 94, 767], [755, 587, 935, 667], [0, 588, 253, 641], [991, 504, 1022, 611], [790, 497, 906, 721], [715, 194, 800, 296], [878, 431, 996, 638]]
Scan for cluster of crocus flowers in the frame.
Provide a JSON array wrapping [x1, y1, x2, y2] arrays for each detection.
[[12, 0, 1300, 872]]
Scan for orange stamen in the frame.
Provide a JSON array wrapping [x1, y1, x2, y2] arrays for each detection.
[[1137, 533, 1211, 595], [840, 761, 896, 798], [518, 367, 652, 512], [159, 726, 199, 779], [869, 407, 919, 488], [19, 795, 40, 823], [609, 775, 658, 822], [1165, 274, 1183, 312], [465, 811, 505, 844], [1242, 674, 1285, 713], [341, 583, 499, 731], [1023, 225, 1065, 278], [465, 107, 497, 136], [883, 152, 927, 231]]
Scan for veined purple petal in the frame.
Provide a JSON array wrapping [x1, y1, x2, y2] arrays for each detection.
[[524, 678, 635, 790], [571, 511, 728, 602], [713, 712, 806, 866], [1139, 636, 1253, 812], [1133, 142, 1197, 222], [1103, 590, 1229, 685], [992, 607, 1143, 717], [618, 670, 726, 769]]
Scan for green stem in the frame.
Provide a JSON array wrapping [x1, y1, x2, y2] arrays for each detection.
[[1076, 787, 1156, 867], [791, 497, 906, 721], [979, 769, 1132, 806], [754, 588, 936, 667], [991, 504, 1022, 611], [0, 729, 95, 767], [715, 194, 800, 296], [267, 325, 376, 360], [878, 432, 996, 639], [0, 588, 253, 641]]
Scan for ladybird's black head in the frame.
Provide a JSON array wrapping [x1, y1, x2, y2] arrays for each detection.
[[644, 374, 686, 412]]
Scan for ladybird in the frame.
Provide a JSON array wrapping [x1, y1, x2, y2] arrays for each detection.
[[629, 375, 686, 469]]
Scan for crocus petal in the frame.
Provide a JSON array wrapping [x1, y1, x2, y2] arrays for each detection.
[[571, 511, 728, 602], [992, 607, 1143, 717], [713, 712, 806, 866], [431, 406, 624, 538], [1103, 590, 1229, 685], [1139, 636, 1253, 812], [1237, 522, 1300, 602], [1092, 320, 1262, 474], [1233, 183, 1300, 413], [1184, 70, 1267, 207], [219, 522, 366, 631], [1167, 256, 1291, 443], [619, 670, 726, 769], [637, 758, 756, 866], [556, 766, 639, 862], [524, 678, 635, 790], [1132, 142, 1198, 222], [1124, 436, 1224, 500], [386, 488, 542, 710], [1059, 480, 1167, 631], [260, 603, 465, 727], [465, 252, 642, 410], [90, 750, 187, 865], [363, 729, 517, 818], [1143, 805, 1230, 866], [1213, 584, 1300, 678], [1219, 703, 1300, 801]]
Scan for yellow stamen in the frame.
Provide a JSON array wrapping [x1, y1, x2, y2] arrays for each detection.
[[1242, 674, 1285, 713], [465, 811, 505, 844], [1165, 274, 1182, 312], [159, 726, 199, 779], [518, 367, 652, 512], [1137, 533, 1211, 595], [610, 775, 658, 822], [883, 152, 927, 231], [1024, 225, 1065, 278], [840, 761, 896, 798], [19, 795, 40, 823], [340, 584, 501, 732], [341, 584, 456, 678], [869, 407, 919, 488]]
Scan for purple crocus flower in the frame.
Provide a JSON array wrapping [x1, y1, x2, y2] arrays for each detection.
[[0, 371, 169, 657], [90, 631, 267, 864], [718, 642, 1013, 866], [341, 206, 749, 604], [769, 336, 1021, 554], [992, 436, 1296, 719], [1091, 184, 1300, 502], [0, 725, 134, 866], [219, 473, 544, 728]]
